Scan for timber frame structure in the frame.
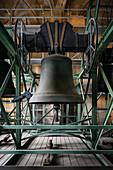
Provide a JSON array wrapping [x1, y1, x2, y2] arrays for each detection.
[[0, 0, 113, 166]]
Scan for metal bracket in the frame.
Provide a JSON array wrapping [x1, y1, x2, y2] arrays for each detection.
[[12, 91, 32, 102]]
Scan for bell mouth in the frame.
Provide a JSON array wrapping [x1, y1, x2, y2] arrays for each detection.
[[29, 94, 83, 104]]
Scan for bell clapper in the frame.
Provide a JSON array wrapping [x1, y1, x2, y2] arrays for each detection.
[[53, 104, 60, 122]]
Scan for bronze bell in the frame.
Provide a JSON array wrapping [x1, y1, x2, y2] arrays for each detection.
[[98, 64, 113, 93], [0, 60, 15, 97], [29, 54, 83, 104]]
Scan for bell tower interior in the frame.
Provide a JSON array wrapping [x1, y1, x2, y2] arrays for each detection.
[[0, 0, 113, 168]]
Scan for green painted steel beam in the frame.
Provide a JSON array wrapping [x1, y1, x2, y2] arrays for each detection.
[[60, 109, 73, 123], [82, 139, 109, 166], [23, 132, 87, 140], [94, 0, 100, 20], [5, 26, 13, 37], [70, 118, 92, 125], [93, 0, 100, 34], [89, 0, 100, 148], [86, 0, 94, 25], [8, 106, 16, 117], [0, 21, 16, 56], [37, 108, 53, 123], [102, 129, 112, 137], [97, 20, 106, 30], [92, 60, 97, 147], [0, 150, 113, 154], [0, 100, 18, 147], [97, 20, 113, 55], [32, 84, 36, 123], [22, 130, 89, 141], [15, 63, 21, 149], [98, 62, 113, 97], [0, 125, 113, 130], [94, 98, 113, 149], [21, 71, 33, 122], [79, 80, 91, 126]]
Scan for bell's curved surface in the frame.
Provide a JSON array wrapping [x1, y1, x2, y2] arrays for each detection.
[[29, 54, 83, 104]]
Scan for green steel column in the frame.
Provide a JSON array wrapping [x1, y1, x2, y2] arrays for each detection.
[[0, 100, 18, 147], [15, 63, 21, 149], [77, 79, 81, 124], [92, 58, 97, 148], [77, 104, 81, 124], [94, 98, 113, 149], [92, 0, 100, 147], [86, 0, 94, 25], [32, 84, 36, 123], [106, 93, 109, 108], [94, 0, 100, 20]]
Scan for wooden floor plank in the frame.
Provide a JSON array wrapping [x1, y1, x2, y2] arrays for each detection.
[[87, 140, 113, 166], [0, 144, 10, 159], [72, 137, 86, 166], [55, 136, 64, 166], [64, 137, 73, 166], [0, 132, 29, 165], [61, 136, 71, 166], [33, 136, 45, 166], [2, 135, 111, 167], [77, 138, 101, 166], [40, 136, 50, 166], [26, 136, 42, 166], [76, 138, 93, 166], [33, 136, 49, 166], [67, 136, 79, 166], [17, 137, 38, 166], [0, 134, 15, 164], [49, 136, 56, 165], [59, 136, 64, 166], [0, 144, 14, 164]]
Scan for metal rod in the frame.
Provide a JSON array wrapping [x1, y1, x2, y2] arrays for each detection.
[[0, 8, 112, 11], [70, 118, 92, 125], [94, 98, 113, 149], [37, 108, 53, 123], [0, 100, 18, 147], [0, 16, 112, 20], [0, 125, 113, 130], [82, 139, 109, 166], [15, 63, 21, 149], [0, 150, 113, 154]]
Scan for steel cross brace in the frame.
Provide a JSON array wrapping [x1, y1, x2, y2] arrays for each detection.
[[94, 98, 113, 149], [97, 20, 113, 55], [0, 100, 18, 147], [0, 150, 113, 154], [91, 20, 113, 148], [1, 125, 113, 130], [0, 21, 16, 56], [98, 62, 113, 97], [0, 21, 32, 148], [82, 139, 109, 166]]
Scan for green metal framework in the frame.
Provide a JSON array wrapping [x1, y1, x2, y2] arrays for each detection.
[[0, 0, 113, 166]]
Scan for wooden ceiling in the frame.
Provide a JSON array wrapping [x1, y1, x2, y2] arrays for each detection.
[[0, 0, 112, 26]]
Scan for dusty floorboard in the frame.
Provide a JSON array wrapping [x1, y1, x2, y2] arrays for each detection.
[[0, 132, 30, 165], [1, 135, 112, 166], [15, 136, 102, 166]]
